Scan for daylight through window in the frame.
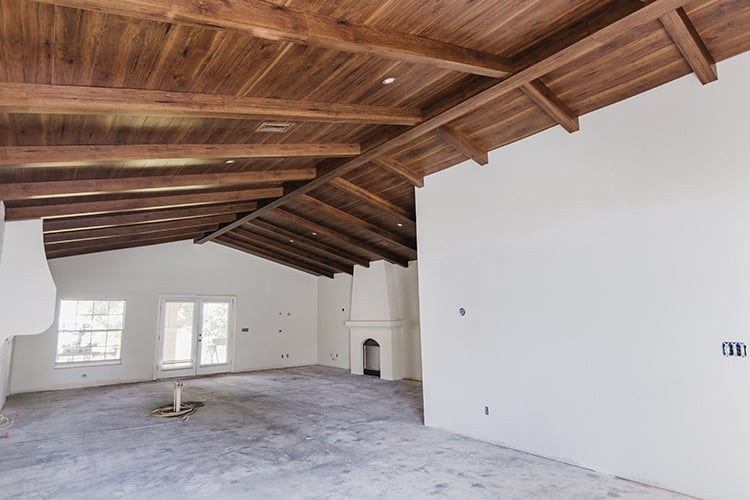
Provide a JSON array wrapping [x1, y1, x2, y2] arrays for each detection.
[[55, 300, 126, 364]]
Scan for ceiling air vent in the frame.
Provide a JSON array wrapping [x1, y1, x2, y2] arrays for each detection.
[[256, 121, 294, 133]]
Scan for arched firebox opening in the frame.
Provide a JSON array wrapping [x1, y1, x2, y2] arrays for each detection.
[[363, 338, 381, 377]]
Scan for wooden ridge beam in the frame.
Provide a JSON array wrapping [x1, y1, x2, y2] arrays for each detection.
[[46, 231, 203, 259], [434, 126, 489, 165], [520, 80, 579, 133], [328, 178, 415, 226], [248, 219, 370, 268], [216, 235, 332, 278], [7, 187, 281, 220], [0, 143, 359, 166], [371, 157, 424, 188], [659, 7, 717, 85], [43, 203, 252, 232], [230, 227, 352, 275], [36, 0, 514, 78], [0, 169, 316, 200], [44, 216, 233, 243], [271, 209, 409, 267], [297, 194, 416, 254], [0, 82, 422, 125], [199, 0, 685, 244]]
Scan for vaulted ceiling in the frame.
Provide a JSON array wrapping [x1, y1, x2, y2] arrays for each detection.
[[1, 0, 748, 277]]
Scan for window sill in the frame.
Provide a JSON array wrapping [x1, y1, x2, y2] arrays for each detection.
[[54, 360, 122, 369]]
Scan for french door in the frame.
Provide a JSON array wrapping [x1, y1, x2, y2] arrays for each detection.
[[156, 296, 235, 378]]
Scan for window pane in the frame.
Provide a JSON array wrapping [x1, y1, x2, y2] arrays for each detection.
[[56, 299, 125, 364]]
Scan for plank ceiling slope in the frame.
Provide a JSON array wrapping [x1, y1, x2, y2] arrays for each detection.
[[0, 0, 748, 277]]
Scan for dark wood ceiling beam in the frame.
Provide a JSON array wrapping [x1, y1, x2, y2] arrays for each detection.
[[371, 157, 424, 188], [199, 0, 686, 244], [0, 144, 359, 166], [35, 0, 514, 78], [658, 7, 717, 85], [249, 219, 370, 268], [44, 216, 232, 243], [7, 187, 281, 220], [328, 178, 415, 226], [0, 82, 421, 125], [46, 226, 219, 250], [434, 126, 489, 165], [230, 227, 352, 275], [44, 203, 252, 232], [272, 208, 409, 267], [297, 194, 416, 254], [216, 235, 332, 278], [520, 80, 580, 133], [0, 169, 316, 200], [46, 231, 203, 260]]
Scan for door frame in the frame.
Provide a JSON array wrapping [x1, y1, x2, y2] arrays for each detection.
[[154, 294, 236, 380]]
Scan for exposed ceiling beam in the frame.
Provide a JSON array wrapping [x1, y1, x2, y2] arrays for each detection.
[[230, 227, 352, 275], [43, 203, 253, 232], [272, 209, 409, 267], [0, 143, 359, 166], [198, 0, 685, 244], [328, 178, 415, 226], [297, 194, 416, 255], [520, 80, 579, 133], [35, 0, 514, 78], [371, 157, 424, 188], [434, 126, 489, 165], [46, 226, 219, 251], [44, 215, 234, 243], [659, 7, 717, 85], [7, 187, 281, 220], [0, 82, 422, 125], [248, 219, 371, 268], [216, 235, 332, 278], [0, 169, 316, 200], [46, 231, 203, 259]]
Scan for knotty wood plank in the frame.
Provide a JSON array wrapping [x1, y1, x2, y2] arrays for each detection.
[[0, 169, 316, 199], [44, 216, 232, 243], [248, 219, 370, 268], [197, 0, 687, 244], [0, 143, 360, 166], [297, 194, 416, 253], [7, 187, 281, 220], [272, 208, 409, 267], [520, 80, 579, 133], [43, 204, 250, 232], [659, 8, 717, 84], [0, 82, 422, 125], [434, 126, 489, 165], [371, 157, 424, 188], [216, 235, 332, 277], [230, 227, 352, 275], [35, 0, 514, 77]]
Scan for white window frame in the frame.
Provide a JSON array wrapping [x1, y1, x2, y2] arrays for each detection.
[[54, 298, 126, 368]]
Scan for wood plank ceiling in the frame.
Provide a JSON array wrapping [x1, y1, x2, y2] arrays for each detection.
[[1, 0, 748, 277]]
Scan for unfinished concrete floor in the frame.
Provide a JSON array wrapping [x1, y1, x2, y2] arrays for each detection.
[[0, 366, 687, 499]]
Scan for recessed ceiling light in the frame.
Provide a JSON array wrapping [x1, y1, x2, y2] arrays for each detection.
[[225, 159, 235, 164], [289, 239, 294, 243], [311, 232, 318, 236], [397, 223, 404, 227], [382, 76, 396, 85]]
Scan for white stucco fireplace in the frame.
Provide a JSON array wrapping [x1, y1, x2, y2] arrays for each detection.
[[346, 320, 404, 381]]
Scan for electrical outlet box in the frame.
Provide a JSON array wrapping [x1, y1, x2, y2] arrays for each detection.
[[722, 342, 747, 357]]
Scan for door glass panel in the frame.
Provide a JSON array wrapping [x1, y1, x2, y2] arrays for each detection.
[[161, 301, 195, 369], [200, 301, 229, 366]]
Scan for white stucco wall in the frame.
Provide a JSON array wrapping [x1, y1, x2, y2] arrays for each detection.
[[417, 51, 750, 500], [10, 240, 318, 393]]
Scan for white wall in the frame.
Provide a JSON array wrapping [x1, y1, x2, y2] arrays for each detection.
[[417, 51, 750, 500], [10, 240, 318, 393], [317, 273, 352, 369], [317, 261, 422, 380]]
